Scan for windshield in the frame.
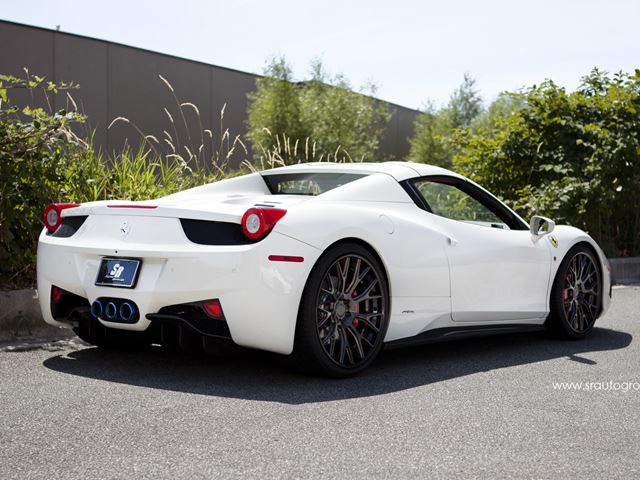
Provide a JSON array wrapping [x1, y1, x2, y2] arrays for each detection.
[[261, 172, 367, 196]]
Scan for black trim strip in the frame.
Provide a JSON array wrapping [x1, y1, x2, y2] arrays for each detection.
[[146, 313, 232, 339], [180, 218, 254, 245], [384, 324, 545, 350], [48, 215, 88, 237]]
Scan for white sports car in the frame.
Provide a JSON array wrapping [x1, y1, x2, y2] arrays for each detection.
[[38, 162, 612, 376]]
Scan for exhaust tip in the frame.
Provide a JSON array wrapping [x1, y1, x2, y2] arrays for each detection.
[[91, 300, 103, 318], [119, 302, 136, 322], [105, 302, 118, 320]]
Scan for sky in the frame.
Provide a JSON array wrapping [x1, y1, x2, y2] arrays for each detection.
[[1, 0, 639, 110]]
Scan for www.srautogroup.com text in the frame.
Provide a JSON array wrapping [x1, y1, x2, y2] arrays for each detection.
[[553, 381, 640, 392]]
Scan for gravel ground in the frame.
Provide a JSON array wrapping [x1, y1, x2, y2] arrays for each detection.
[[1, 286, 638, 479]]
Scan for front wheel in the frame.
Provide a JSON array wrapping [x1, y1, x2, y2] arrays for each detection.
[[547, 245, 602, 339], [293, 243, 390, 377]]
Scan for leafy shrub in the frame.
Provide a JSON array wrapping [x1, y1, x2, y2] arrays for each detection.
[[452, 69, 640, 256], [246, 57, 389, 164], [408, 74, 484, 167], [0, 73, 215, 289], [0, 73, 87, 288]]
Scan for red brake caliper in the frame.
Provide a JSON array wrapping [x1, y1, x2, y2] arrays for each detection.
[[352, 290, 359, 328]]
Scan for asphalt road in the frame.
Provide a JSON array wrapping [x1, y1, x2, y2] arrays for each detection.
[[1, 286, 639, 479]]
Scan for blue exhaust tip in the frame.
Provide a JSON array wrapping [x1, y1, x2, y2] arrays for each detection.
[[105, 302, 118, 320], [119, 302, 136, 322], [90, 300, 103, 318]]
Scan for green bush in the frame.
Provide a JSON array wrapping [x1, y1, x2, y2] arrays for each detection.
[[0, 73, 213, 289], [452, 69, 640, 256], [0, 73, 87, 288], [246, 57, 389, 164], [408, 74, 484, 167]]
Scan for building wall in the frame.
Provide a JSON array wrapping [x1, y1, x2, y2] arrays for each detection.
[[0, 20, 417, 166]]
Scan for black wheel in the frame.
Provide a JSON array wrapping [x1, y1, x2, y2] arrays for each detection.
[[547, 245, 602, 339], [293, 243, 390, 377], [74, 317, 151, 350]]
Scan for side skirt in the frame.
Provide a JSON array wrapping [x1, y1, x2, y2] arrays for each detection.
[[384, 323, 545, 350]]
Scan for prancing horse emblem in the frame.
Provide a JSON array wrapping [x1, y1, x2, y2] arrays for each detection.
[[120, 221, 130, 238]]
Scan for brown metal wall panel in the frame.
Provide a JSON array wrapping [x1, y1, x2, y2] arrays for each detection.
[[0, 22, 54, 111], [53, 33, 108, 148], [1, 20, 417, 169], [394, 106, 417, 159], [107, 44, 212, 165], [210, 66, 256, 167], [379, 106, 400, 160]]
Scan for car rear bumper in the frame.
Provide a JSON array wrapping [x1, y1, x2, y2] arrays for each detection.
[[37, 229, 321, 354]]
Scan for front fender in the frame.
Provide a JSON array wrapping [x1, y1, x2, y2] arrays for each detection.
[[546, 225, 612, 316]]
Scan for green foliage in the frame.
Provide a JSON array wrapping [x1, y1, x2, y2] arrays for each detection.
[[448, 73, 484, 128], [246, 58, 307, 161], [408, 74, 484, 167], [0, 73, 87, 288], [452, 68, 640, 256], [0, 73, 216, 289], [246, 57, 390, 164], [408, 102, 455, 167]]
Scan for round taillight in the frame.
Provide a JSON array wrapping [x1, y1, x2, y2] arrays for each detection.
[[43, 203, 79, 232], [45, 207, 59, 231], [245, 212, 262, 236], [241, 207, 286, 241]]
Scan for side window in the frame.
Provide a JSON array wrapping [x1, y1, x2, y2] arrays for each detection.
[[414, 180, 509, 229]]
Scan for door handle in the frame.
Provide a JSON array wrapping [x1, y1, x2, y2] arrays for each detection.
[[447, 236, 458, 247]]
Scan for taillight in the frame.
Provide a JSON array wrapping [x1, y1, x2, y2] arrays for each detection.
[[43, 203, 79, 232], [241, 207, 286, 241], [202, 299, 225, 319]]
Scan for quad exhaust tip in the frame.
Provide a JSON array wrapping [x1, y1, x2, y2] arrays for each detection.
[[91, 299, 137, 321], [119, 302, 136, 322], [105, 301, 118, 320], [90, 300, 103, 318]]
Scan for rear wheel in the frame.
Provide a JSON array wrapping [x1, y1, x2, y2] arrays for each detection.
[[547, 245, 601, 339], [293, 243, 390, 377]]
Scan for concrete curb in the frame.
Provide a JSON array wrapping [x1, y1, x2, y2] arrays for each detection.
[[610, 257, 640, 285], [0, 289, 72, 341]]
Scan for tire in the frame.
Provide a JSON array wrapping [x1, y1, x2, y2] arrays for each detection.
[[74, 317, 151, 350], [546, 244, 602, 339], [293, 242, 390, 377]]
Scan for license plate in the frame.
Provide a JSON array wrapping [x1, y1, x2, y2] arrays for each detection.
[[95, 258, 141, 288]]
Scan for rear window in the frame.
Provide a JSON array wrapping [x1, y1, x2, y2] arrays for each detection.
[[261, 172, 367, 196]]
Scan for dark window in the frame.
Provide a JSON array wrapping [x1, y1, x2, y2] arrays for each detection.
[[262, 172, 367, 196], [404, 176, 527, 231]]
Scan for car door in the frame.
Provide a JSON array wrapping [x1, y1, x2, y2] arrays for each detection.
[[408, 176, 552, 322]]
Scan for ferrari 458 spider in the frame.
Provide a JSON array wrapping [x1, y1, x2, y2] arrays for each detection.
[[38, 162, 611, 376]]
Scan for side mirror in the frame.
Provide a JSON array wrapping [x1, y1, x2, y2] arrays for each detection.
[[530, 215, 555, 237]]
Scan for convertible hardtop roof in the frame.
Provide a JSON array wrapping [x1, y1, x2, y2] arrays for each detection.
[[261, 161, 464, 182]]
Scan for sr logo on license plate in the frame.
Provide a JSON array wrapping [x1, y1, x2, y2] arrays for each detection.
[[95, 258, 141, 288]]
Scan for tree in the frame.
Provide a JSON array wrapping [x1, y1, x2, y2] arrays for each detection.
[[246, 57, 390, 164], [407, 101, 454, 166], [452, 68, 640, 256], [408, 74, 484, 167], [299, 60, 389, 162], [448, 73, 483, 128], [246, 57, 308, 160]]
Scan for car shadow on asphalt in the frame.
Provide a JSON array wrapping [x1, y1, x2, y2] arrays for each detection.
[[41, 326, 633, 404]]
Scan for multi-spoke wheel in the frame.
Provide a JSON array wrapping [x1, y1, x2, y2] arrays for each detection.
[[294, 243, 389, 377], [547, 245, 601, 338]]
